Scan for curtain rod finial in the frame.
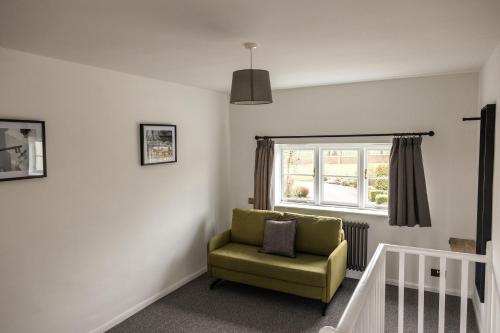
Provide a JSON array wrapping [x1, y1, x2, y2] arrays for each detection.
[[429, 131, 435, 136]]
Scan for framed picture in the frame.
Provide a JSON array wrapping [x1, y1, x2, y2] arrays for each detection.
[[0, 119, 47, 182], [140, 124, 177, 165]]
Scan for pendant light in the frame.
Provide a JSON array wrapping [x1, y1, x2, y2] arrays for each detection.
[[230, 42, 273, 105]]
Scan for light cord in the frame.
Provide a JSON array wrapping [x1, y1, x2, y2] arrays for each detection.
[[250, 48, 253, 69]]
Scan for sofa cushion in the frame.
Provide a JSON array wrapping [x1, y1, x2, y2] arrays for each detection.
[[283, 212, 342, 256], [209, 242, 327, 287], [231, 208, 284, 246], [260, 219, 297, 258]]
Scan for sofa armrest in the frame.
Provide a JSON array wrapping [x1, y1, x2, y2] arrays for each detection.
[[207, 229, 231, 253], [325, 239, 347, 302], [207, 229, 231, 277]]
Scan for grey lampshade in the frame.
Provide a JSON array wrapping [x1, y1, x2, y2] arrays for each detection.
[[230, 69, 273, 105]]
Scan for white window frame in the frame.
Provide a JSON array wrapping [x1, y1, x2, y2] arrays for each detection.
[[275, 143, 391, 211], [280, 147, 316, 204]]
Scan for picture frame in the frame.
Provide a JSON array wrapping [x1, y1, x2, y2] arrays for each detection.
[[0, 119, 47, 182], [140, 124, 177, 165]]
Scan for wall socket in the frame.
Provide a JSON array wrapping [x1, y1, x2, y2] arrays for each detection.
[[431, 268, 440, 277], [248, 197, 254, 205]]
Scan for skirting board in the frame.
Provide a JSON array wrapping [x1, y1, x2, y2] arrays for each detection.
[[346, 270, 364, 279], [385, 278, 464, 297], [89, 266, 207, 333], [347, 269, 467, 298]]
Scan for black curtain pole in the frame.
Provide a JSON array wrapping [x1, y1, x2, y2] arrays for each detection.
[[254, 131, 435, 140], [463, 117, 481, 121]]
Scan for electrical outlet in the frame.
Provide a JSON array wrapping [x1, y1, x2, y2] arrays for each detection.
[[431, 268, 440, 277], [248, 197, 254, 205]]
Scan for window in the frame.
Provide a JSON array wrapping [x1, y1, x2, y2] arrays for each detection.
[[281, 149, 315, 202], [276, 144, 391, 211]]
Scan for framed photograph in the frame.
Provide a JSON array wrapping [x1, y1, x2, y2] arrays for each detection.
[[140, 124, 177, 165], [0, 119, 47, 181]]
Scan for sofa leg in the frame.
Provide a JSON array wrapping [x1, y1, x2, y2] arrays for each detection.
[[322, 301, 330, 316], [210, 278, 223, 290]]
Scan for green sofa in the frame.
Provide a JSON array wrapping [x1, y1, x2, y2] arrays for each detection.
[[207, 208, 347, 315]]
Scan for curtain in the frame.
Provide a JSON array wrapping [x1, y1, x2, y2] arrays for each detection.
[[388, 137, 431, 227], [254, 139, 274, 210]]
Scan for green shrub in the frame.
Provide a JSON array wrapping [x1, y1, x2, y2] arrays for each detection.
[[375, 194, 388, 205], [338, 178, 358, 188], [373, 178, 389, 191], [375, 165, 389, 177], [371, 165, 389, 191], [369, 190, 385, 202], [295, 186, 310, 198]]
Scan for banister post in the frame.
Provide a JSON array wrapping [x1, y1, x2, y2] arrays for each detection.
[[380, 251, 386, 333], [484, 241, 493, 333]]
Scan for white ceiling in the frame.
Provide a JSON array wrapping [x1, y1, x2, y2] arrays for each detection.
[[1, 0, 500, 91]]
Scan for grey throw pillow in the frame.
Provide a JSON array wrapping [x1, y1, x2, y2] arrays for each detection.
[[260, 219, 297, 258]]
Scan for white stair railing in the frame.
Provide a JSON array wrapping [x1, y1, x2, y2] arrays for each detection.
[[320, 242, 494, 333], [484, 253, 499, 333]]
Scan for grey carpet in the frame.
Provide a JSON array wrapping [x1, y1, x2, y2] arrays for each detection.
[[108, 274, 478, 333]]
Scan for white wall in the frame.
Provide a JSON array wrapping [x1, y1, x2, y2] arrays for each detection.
[[478, 42, 500, 331], [0, 48, 230, 333], [0, 45, 486, 332], [230, 73, 479, 292]]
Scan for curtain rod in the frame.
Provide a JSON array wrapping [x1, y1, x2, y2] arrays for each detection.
[[255, 131, 435, 140]]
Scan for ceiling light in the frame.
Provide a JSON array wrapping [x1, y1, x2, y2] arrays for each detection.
[[230, 42, 273, 105]]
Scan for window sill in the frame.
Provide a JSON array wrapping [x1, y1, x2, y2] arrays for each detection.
[[275, 202, 389, 217]]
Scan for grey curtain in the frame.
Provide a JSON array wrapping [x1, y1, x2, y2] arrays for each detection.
[[388, 137, 431, 227], [254, 139, 274, 210]]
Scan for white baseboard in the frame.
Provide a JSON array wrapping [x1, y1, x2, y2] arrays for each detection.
[[385, 278, 464, 297], [89, 266, 207, 333], [347, 270, 464, 297], [346, 270, 364, 279]]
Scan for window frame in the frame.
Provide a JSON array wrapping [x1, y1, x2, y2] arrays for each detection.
[[276, 143, 391, 211], [364, 147, 390, 209], [319, 147, 362, 208], [280, 147, 316, 204]]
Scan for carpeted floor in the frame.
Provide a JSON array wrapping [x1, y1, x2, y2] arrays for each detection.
[[108, 274, 478, 333]]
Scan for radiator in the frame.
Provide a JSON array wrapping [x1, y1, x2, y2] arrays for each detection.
[[342, 221, 370, 271]]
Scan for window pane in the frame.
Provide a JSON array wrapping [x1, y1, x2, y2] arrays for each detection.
[[367, 178, 389, 208], [322, 176, 358, 205], [283, 175, 314, 201], [367, 149, 390, 177], [322, 150, 358, 176], [282, 149, 314, 175]]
